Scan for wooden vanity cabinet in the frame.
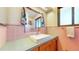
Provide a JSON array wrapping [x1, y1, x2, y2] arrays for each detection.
[[32, 47, 39, 51], [32, 37, 57, 51]]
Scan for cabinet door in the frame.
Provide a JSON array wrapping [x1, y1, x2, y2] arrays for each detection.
[[48, 39, 57, 51], [39, 42, 50, 51], [39, 37, 57, 51]]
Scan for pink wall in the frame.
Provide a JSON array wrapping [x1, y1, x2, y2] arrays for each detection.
[[7, 25, 37, 41], [7, 25, 46, 41], [58, 27, 79, 51], [0, 26, 7, 47]]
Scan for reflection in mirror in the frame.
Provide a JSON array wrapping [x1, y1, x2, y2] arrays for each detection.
[[35, 16, 45, 29], [21, 7, 45, 33]]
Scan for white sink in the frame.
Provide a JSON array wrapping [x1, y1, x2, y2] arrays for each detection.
[[29, 34, 51, 42]]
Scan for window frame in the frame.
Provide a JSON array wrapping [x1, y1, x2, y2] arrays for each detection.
[[58, 7, 79, 27]]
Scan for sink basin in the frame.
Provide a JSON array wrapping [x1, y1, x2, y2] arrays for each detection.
[[29, 34, 51, 42]]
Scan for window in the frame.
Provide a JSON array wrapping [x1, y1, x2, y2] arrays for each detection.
[[58, 7, 73, 26], [58, 7, 79, 26], [74, 7, 79, 24], [60, 7, 72, 25]]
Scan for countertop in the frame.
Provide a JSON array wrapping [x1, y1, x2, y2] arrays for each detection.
[[0, 35, 57, 51]]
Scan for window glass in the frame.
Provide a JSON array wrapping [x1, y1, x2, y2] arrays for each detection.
[[60, 7, 72, 25], [74, 7, 79, 24]]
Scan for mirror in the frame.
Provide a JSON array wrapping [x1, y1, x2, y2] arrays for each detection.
[[21, 7, 45, 32]]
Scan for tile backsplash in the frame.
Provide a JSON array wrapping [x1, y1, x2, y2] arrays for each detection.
[[7, 25, 37, 41]]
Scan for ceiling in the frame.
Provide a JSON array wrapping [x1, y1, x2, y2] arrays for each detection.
[[37, 7, 53, 13], [25, 7, 53, 19]]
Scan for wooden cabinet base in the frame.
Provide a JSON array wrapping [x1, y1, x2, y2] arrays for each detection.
[[32, 47, 39, 51], [32, 37, 57, 51]]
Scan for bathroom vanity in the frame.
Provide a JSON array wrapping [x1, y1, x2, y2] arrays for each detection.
[[32, 37, 57, 51], [0, 34, 57, 51]]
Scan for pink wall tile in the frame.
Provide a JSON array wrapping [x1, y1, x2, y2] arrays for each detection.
[[7, 25, 37, 41], [58, 27, 79, 51], [0, 26, 7, 47]]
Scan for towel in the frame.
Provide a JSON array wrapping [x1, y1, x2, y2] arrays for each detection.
[[66, 27, 74, 38]]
